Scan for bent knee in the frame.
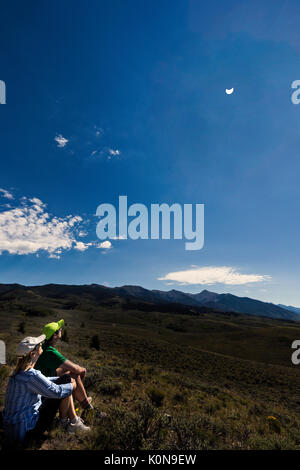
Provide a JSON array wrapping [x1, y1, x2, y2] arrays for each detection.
[[71, 377, 77, 389]]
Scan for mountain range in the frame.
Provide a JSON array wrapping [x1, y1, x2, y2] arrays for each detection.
[[278, 304, 300, 315], [0, 282, 299, 322], [115, 286, 300, 321]]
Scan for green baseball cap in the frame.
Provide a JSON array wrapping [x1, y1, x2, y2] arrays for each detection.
[[42, 319, 64, 340]]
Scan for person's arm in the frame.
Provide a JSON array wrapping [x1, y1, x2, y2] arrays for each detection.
[[60, 359, 86, 379], [27, 370, 74, 399]]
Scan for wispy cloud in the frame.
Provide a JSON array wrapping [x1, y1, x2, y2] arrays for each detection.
[[158, 266, 271, 286], [97, 241, 112, 249], [0, 188, 14, 200], [54, 124, 122, 162], [90, 147, 121, 161], [78, 230, 88, 237], [108, 149, 120, 156], [95, 126, 104, 137], [54, 134, 69, 148]]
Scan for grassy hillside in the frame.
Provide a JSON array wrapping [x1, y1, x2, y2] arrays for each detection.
[[1, 288, 300, 450]]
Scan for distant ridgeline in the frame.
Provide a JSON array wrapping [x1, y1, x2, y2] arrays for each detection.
[[0, 282, 298, 322]]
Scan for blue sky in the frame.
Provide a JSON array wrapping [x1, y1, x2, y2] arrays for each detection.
[[1, 0, 300, 305]]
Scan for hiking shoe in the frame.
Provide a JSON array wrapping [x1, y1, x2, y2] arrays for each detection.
[[59, 417, 70, 429], [67, 417, 91, 434]]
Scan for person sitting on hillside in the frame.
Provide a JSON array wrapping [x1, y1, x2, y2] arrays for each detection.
[[3, 335, 90, 447], [35, 319, 93, 410]]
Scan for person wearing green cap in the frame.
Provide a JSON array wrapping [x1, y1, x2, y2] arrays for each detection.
[[35, 319, 93, 411], [3, 334, 90, 446]]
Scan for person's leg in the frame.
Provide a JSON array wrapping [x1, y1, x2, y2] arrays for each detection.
[[72, 374, 92, 409], [54, 375, 77, 421], [59, 394, 76, 421], [56, 370, 92, 409], [60, 393, 91, 433], [25, 397, 61, 446]]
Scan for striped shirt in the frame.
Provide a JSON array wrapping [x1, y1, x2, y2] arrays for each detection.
[[3, 368, 73, 443]]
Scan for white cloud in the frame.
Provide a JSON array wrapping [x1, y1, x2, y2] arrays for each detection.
[[67, 215, 82, 227], [97, 241, 112, 249], [29, 197, 43, 206], [78, 230, 88, 237], [108, 149, 120, 156], [74, 241, 91, 252], [0, 196, 86, 257], [158, 266, 271, 286], [0, 188, 14, 200], [54, 134, 69, 148]]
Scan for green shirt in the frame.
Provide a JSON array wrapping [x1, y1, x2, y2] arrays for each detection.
[[35, 344, 66, 377]]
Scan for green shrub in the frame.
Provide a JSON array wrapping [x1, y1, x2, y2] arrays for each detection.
[[24, 306, 52, 317], [135, 401, 157, 438], [79, 348, 91, 360], [17, 321, 26, 334], [88, 403, 163, 451], [147, 388, 165, 407], [62, 301, 78, 310], [90, 334, 100, 350], [267, 416, 281, 434], [62, 329, 69, 343], [173, 392, 186, 403], [169, 415, 211, 450], [166, 322, 187, 333], [248, 434, 293, 450], [91, 407, 144, 450], [0, 365, 10, 379], [133, 368, 142, 381], [99, 380, 122, 397]]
